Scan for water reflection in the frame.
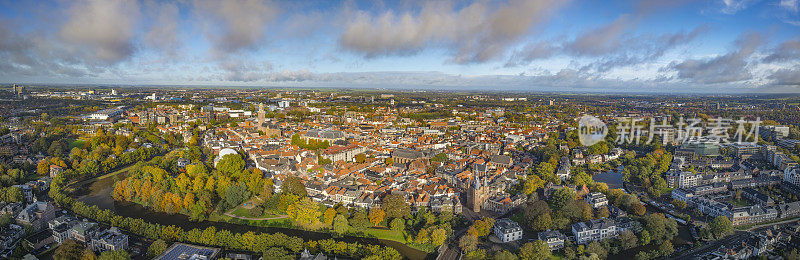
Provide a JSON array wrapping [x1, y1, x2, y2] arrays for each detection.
[[593, 166, 624, 190]]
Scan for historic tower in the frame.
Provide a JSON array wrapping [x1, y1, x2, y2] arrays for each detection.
[[257, 103, 265, 130], [467, 175, 489, 212], [257, 103, 280, 137]]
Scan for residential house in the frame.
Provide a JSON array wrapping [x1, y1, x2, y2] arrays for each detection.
[[493, 219, 523, 243]]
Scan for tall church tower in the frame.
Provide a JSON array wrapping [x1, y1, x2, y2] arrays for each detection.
[[257, 103, 265, 131], [467, 175, 488, 212]]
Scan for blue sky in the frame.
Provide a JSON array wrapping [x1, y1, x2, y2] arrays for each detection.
[[0, 0, 798, 93]]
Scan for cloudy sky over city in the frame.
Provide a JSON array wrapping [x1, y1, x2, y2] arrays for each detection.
[[0, 0, 799, 92]]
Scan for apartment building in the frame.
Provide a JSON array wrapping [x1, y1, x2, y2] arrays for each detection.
[[572, 218, 619, 244]]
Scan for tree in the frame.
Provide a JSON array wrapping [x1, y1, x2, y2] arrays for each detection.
[[644, 213, 678, 244], [431, 228, 447, 246], [659, 240, 674, 257], [635, 251, 650, 260], [147, 240, 168, 258], [368, 208, 386, 226], [390, 218, 405, 232], [414, 228, 430, 245], [38, 160, 50, 175], [472, 218, 495, 237], [631, 202, 646, 216], [519, 240, 550, 260], [531, 213, 551, 231], [333, 214, 349, 235], [585, 241, 607, 259], [355, 153, 366, 163], [223, 183, 251, 210], [216, 153, 244, 176], [81, 248, 97, 260], [535, 162, 557, 184], [464, 249, 486, 260], [564, 246, 576, 259], [98, 250, 131, 260], [350, 210, 371, 230], [596, 206, 610, 218], [588, 142, 609, 155], [459, 234, 478, 253], [524, 199, 550, 220], [54, 239, 84, 260], [323, 207, 337, 226], [550, 188, 576, 210], [710, 216, 734, 238], [618, 231, 638, 250], [382, 194, 411, 219], [523, 175, 545, 195], [281, 175, 307, 197], [639, 230, 651, 245], [295, 197, 321, 228], [493, 250, 518, 260], [262, 247, 293, 260], [672, 199, 687, 210]]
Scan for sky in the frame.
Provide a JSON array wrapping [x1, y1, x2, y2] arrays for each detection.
[[0, 0, 799, 93]]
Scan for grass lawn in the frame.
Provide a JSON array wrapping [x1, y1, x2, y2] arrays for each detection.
[[231, 207, 254, 217], [361, 227, 406, 242], [729, 199, 752, 207], [68, 139, 86, 149]]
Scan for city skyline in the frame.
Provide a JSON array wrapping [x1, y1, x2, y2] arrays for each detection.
[[1, 0, 799, 93]]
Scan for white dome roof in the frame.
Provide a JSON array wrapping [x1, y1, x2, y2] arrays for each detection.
[[218, 148, 238, 158], [214, 148, 239, 166]]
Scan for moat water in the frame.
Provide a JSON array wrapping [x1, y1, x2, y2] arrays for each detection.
[[70, 172, 431, 260]]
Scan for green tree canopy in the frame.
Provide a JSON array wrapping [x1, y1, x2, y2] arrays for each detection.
[[216, 153, 244, 176], [382, 194, 411, 219], [710, 216, 734, 238], [519, 240, 551, 260]]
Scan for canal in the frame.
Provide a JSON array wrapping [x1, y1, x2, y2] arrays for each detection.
[[70, 171, 432, 260], [593, 166, 624, 190]]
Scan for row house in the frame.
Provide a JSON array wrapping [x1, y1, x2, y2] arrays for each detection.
[[776, 201, 800, 218], [352, 193, 379, 209], [730, 176, 782, 189], [741, 188, 774, 206], [430, 196, 462, 214], [729, 205, 777, 226], [484, 194, 525, 214], [691, 183, 727, 196], [320, 144, 367, 163], [665, 170, 700, 189], [572, 218, 619, 244], [694, 197, 731, 218]]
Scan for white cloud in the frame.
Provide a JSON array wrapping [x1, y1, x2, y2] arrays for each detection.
[[143, 1, 181, 56], [720, 0, 759, 14], [667, 32, 764, 84], [194, 0, 280, 54], [781, 0, 799, 12], [339, 0, 568, 64], [59, 0, 141, 63]]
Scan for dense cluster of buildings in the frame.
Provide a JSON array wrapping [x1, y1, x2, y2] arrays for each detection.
[[667, 134, 800, 227], [191, 100, 565, 217]]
